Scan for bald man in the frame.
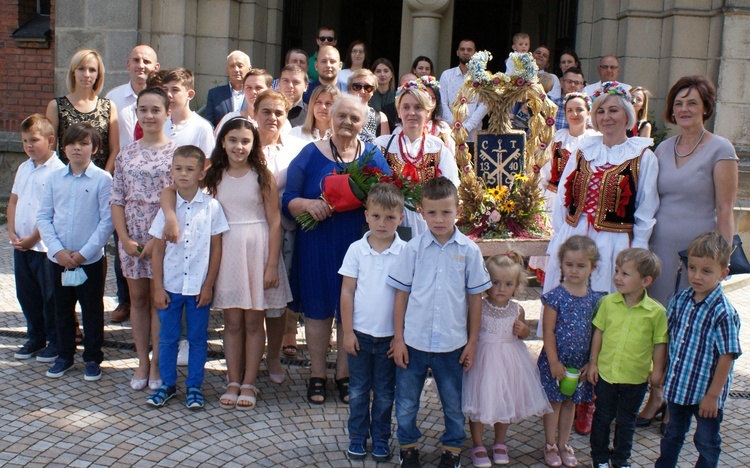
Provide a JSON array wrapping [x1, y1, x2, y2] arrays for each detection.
[[302, 45, 349, 104], [204, 50, 252, 126], [106, 45, 160, 150], [583, 55, 631, 97]]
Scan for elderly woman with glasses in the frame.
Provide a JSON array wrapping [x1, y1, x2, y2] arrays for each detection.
[[347, 69, 389, 142]]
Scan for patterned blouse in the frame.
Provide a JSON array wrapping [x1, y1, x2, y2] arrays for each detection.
[[56, 96, 112, 169]]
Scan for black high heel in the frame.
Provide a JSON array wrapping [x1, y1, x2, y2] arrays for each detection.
[[635, 401, 667, 427]]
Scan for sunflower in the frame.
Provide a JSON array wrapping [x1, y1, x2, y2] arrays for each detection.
[[502, 200, 516, 212], [487, 187, 502, 199], [513, 173, 529, 182]]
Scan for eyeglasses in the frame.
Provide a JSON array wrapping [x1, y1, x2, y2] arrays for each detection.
[[599, 65, 619, 70], [318, 36, 335, 43], [351, 83, 375, 92], [352, 49, 365, 55], [563, 79, 584, 86]]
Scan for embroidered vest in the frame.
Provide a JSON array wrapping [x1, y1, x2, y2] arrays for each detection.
[[564, 148, 645, 234], [380, 136, 441, 183], [548, 141, 570, 193]]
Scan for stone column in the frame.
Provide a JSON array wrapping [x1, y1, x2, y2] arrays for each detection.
[[402, 0, 451, 75]]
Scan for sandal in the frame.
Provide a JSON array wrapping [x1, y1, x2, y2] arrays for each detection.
[[236, 384, 259, 410], [307, 377, 326, 405], [335, 377, 350, 404], [219, 382, 241, 409], [146, 385, 176, 407], [282, 345, 298, 357], [186, 387, 204, 410]]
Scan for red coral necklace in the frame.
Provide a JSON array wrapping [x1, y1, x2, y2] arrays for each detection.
[[398, 132, 427, 183]]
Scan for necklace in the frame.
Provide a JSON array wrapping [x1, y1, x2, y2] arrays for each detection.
[[398, 132, 427, 183], [329, 138, 361, 168], [674, 129, 706, 158]]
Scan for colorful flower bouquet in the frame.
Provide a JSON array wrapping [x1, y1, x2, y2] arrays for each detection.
[[459, 173, 549, 239], [295, 151, 421, 231]]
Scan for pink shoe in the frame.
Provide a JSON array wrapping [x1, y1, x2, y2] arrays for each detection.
[[543, 444, 562, 467], [492, 443, 510, 465], [470, 446, 491, 468], [560, 444, 578, 467]]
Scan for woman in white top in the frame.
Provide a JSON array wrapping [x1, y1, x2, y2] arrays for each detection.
[[288, 85, 340, 142], [374, 82, 459, 237], [337, 40, 368, 86], [252, 90, 306, 383]]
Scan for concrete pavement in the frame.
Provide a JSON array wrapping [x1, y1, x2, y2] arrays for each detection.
[[0, 237, 748, 467]]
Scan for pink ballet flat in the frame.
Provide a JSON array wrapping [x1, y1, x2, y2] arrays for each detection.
[[492, 443, 510, 465], [544, 443, 562, 467], [470, 446, 491, 468], [560, 444, 577, 467]]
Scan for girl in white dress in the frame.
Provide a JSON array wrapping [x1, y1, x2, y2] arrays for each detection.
[[463, 251, 552, 467]]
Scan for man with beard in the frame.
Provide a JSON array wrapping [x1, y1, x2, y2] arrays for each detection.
[[204, 51, 251, 127], [439, 39, 487, 150], [302, 45, 348, 104]]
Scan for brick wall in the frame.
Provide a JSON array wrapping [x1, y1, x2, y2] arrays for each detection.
[[0, 0, 55, 133]]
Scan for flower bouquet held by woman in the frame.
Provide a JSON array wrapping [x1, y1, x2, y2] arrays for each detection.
[[295, 147, 420, 231]]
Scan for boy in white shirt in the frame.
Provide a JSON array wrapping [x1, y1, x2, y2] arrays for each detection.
[[10, 114, 66, 361], [339, 184, 406, 462], [163, 68, 216, 160], [147, 145, 228, 409]]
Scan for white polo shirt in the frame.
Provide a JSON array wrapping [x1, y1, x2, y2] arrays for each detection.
[[106, 82, 139, 150], [339, 232, 406, 337], [149, 190, 229, 296], [11, 153, 66, 252]]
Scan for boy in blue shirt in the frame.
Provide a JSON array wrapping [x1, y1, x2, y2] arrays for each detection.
[[10, 114, 65, 361], [36, 122, 114, 381], [147, 145, 228, 409], [587, 248, 668, 468], [388, 177, 491, 468], [339, 183, 406, 462], [656, 231, 742, 468]]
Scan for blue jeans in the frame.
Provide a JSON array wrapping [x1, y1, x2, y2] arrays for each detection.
[[15, 250, 56, 348], [51, 258, 105, 363], [395, 345, 465, 451], [347, 330, 396, 444], [590, 378, 648, 466], [656, 402, 723, 468], [157, 292, 210, 388]]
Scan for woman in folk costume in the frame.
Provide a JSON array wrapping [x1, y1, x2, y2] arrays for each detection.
[[542, 81, 659, 298], [374, 81, 459, 237]]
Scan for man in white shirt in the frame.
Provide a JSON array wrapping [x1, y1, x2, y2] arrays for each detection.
[[106, 45, 160, 150], [439, 39, 488, 146], [204, 51, 252, 127], [583, 55, 631, 97]]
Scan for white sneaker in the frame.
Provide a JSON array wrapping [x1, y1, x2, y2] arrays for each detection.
[[177, 340, 189, 366]]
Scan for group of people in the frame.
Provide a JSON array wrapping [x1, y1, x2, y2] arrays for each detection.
[[7, 26, 742, 468]]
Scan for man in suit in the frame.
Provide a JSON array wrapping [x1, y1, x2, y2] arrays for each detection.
[[204, 51, 251, 127]]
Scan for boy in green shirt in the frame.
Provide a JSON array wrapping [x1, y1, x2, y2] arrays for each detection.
[[587, 248, 668, 468]]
